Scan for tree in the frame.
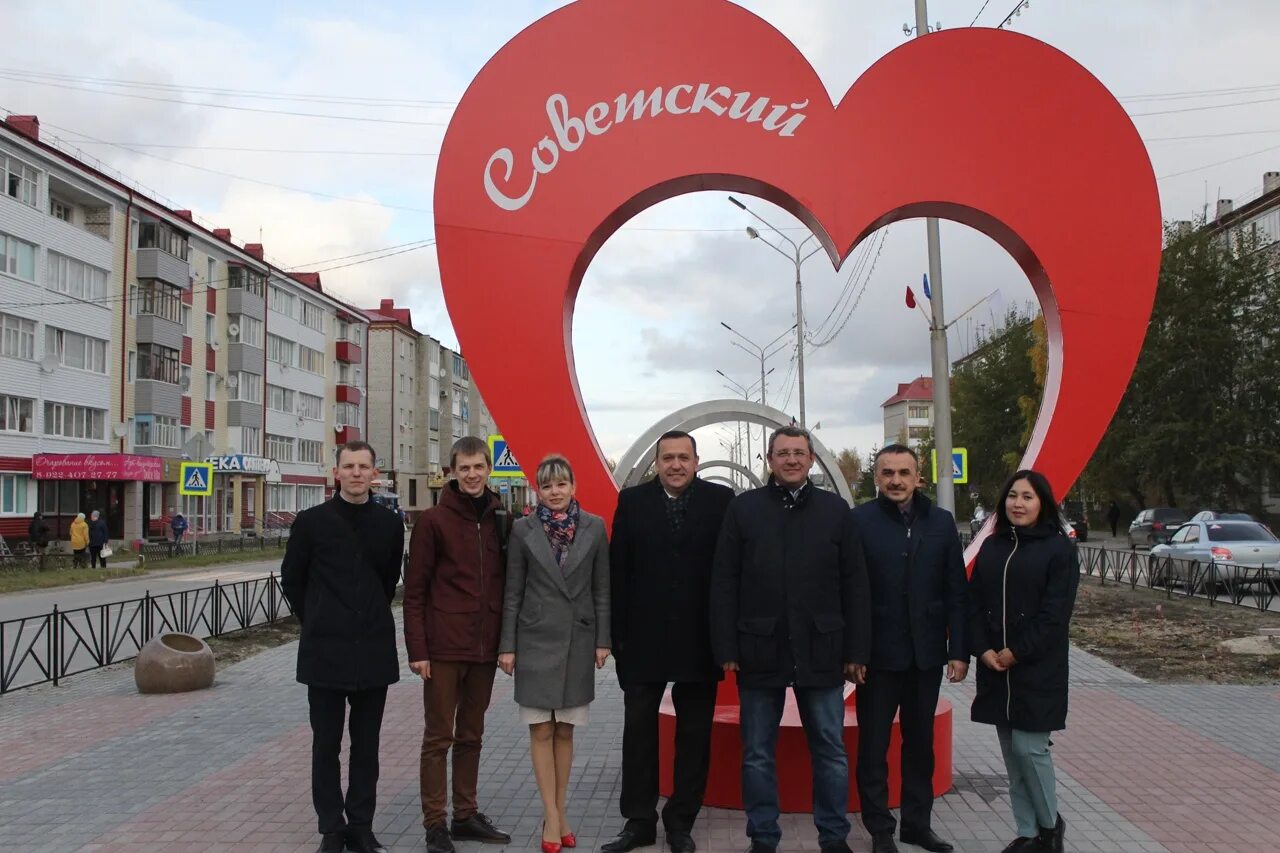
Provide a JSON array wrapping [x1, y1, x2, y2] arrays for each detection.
[[835, 448, 862, 494]]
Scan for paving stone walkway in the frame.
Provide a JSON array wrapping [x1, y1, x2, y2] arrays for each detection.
[[1, 616, 1277, 852]]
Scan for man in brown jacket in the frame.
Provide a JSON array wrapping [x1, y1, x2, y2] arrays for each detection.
[[404, 436, 512, 853]]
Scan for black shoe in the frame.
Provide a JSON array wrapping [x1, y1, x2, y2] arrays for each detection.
[[451, 812, 512, 844], [871, 833, 899, 853], [745, 842, 777, 853], [899, 827, 954, 852], [318, 833, 346, 853], [667, 831, 696, 853], [820, 841, 853, 853], [1037, 814, 1065, 853], [999, 838, 1041, 853], [424, 824, 456, 853], [601, 828, 657, 852], [345, 828, 389, 853]]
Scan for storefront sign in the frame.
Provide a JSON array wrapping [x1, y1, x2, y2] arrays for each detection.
[[32, 453, 167, 482], [207, 455, 273, 475]]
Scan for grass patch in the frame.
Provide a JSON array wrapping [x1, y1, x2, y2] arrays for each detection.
[[1071, 580, 1280, 684], [206, 615, 301, 667], [138, 550, 285, 572], [0, 566, 149, 594]]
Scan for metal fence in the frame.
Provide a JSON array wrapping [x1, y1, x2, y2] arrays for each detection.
[[0, 573, 293, 695], [1077, 543, 1280, 612]]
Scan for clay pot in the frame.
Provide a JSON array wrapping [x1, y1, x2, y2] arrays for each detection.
[[134, 632, 215, 694]]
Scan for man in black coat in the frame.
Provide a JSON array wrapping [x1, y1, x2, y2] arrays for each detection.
[[849, 444, 968, 853], [282, 441, 405, 853], [602, 431, 733, 853], [711, 426, 871, 853]]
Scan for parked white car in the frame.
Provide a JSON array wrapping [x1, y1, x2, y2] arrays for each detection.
[[1149, 520, 1280, 589]]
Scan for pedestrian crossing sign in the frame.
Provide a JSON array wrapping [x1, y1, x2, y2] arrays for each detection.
[[487, 434, 523, 478], [930, 448, 969, 485], [180, 461, 214, 496]]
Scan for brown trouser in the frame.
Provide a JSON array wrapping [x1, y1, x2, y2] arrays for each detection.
[[420, 660, 498, 828]]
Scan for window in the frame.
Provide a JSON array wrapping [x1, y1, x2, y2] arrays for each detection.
[[268, 284, 295, 317], [0, 395, 34, 433], [205, 313, 215, 342], [266, 333, 295, 365], [229, 314, 263, 347], [50, 197, 72, 222], [452, 353, 469, 381], [451, 392, 461, 418], [136, 279, 182, 322], [1, 313, 35, 360], [227, 266, 265, 296], [241, 426, 261, 455], [908, 405, 930, 419], [45, 327, 108, 373], [230, 371, 262, 403], [337, 362, 362, 386], [337, 320, 362, 345], [908, 426, 931, 439], [206, 372, 216, 399], [181, 305, 191, 332], [428, 377, 440, 400], [137, 219, 189, 259], [335, 402, 359, 427], [266, 433, 295, 462], [127, 351, 135, 382], [1, 473, 30, 514], [43, 402, 106, 440], [297, 392, 323, 421], [297, 485, 324, 510], [1, 232, 37, 281], [429, 440, 440, 465], [429, 408, 440, 430], [266, 482, 295, 512], [3, 155, 38, 208], [135, 415, 179, 448], [296, 344, 324, 374], [180, 365, 191, 390], [137, 343, 180, 384], [299, 439, 324, 464], [300, 300, 325, 331], [266, 384, 295, 413], [207, 257, 216, 285]]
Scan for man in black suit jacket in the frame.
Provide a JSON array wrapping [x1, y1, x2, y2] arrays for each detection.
[[849, 445, 968, 853], [602, 431, 734, 853]]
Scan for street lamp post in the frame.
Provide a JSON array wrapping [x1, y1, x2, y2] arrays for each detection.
[[717, 366, 775, 469], [721, 321, 793, 470], [728, 196, 824, 428]]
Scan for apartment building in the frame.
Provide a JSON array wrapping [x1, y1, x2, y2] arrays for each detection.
[[0, 114, 368, 545], [881, 376, 934, 450]]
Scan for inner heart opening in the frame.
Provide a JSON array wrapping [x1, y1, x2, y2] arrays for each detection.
[[571, 189, 1046, 520]]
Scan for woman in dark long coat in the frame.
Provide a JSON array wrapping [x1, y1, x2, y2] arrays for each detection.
[[498, 454, 610, 853], [967, 469, 1078, 853]]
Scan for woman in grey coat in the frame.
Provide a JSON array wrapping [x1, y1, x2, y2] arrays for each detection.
[[499, 454, 610, 853]]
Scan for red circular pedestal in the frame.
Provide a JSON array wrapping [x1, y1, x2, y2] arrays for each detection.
[[659, 677, 953, 812]]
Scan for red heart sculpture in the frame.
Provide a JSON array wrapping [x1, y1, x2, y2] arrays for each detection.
[[435, 0, 1161, 531]]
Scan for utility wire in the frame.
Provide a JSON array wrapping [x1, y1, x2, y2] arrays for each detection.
[[969, 0, 995, 27], [1156, 141, 1280, 181]]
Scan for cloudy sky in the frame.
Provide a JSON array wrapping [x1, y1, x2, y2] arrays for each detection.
[[5, 0, 1279, 473]]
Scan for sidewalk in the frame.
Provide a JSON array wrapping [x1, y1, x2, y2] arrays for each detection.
[[1, 617, 1277, 852]]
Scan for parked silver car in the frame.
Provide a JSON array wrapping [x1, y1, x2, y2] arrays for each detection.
[[1149, 520, 1280, 589]]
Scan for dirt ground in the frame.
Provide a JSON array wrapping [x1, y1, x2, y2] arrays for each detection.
[[1070, 579, 1280, 684], [206, 616, 300, 667]]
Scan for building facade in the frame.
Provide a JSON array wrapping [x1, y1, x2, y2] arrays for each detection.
[[881, 376, 934, 450]]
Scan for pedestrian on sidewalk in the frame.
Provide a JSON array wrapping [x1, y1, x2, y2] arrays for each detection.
[[69, 513, 89, 567], [1106, 501, 1120, 538], [710, 426, 871, 853], [404, 435, 514, 853], [170, 512, 189, 556], [967, 469, 1079, 853], [281, 441, 405, 853], [27, 512, 50, 556], [88, 510, 110, 567], [601, 431, 733, 853], [851, 444, 968, 853], [498, 454, 610, 853]]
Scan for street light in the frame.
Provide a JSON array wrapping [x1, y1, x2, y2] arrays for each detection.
[[728, 196, 824, 427], [716, 367, 776, 467], [721, 321, 792, 469]]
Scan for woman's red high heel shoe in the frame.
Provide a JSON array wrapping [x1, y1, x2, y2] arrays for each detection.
[[540, 842, 562, 853], [560, 833, 577, 848]]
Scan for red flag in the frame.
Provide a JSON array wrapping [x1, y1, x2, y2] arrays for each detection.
[[905, 286, 916, 309]]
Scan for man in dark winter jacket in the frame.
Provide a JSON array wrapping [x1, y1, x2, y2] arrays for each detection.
[[602, 431, 734, 853], [850, 445, 968, 853], [282, 441, 405, 853], [404, 436, 512, 853], [711, 426, 871, 853]]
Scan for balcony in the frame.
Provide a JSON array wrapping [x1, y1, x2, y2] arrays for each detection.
[[336, 384, 362, 405], [336, 425, 361, 444], [135, 248, 190, 288], [336, 341, 363, 364]]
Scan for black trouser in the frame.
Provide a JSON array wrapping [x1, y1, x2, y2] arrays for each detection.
[[855, 666, 943, 836], [89, 546, 106, 568], [620, 680, 718, 834], [308, 685, 389, 835]]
